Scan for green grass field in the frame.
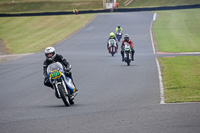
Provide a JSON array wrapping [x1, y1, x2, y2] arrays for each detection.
[[1, 0, 199, 13], [153, 9, 200, 103], [0, 14, 95, 54], [0, 0, 100, 2], [0, 0, 103, 13], [153, 9, 200, 52], [158, 56, 200, 103], [122, 0, 200, 8]]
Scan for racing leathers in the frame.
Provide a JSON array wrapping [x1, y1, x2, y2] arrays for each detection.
[[115, 27, 123, 33], [121, 39, 135, 61], [43, 54, 77, 90], [107, 36, 118, 49]]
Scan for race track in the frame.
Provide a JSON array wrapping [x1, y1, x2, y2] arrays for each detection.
[[0, 12, 199, 133]]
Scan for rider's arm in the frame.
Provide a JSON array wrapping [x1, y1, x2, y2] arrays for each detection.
[[121, 40, 125, 49], [57, 54, 71, 70], [130, 40, 134, 47], [107, 38, 110, 43], [43, 61, 48, 78]]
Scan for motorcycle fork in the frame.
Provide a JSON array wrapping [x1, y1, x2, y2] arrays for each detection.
[[62, 80, 69, 96], [54, 81, 62, 98]]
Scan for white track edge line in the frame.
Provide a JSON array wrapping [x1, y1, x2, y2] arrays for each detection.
[[150, 13, 165, 104], [155, 58, 165, 104], [150, 13, 156, 54]]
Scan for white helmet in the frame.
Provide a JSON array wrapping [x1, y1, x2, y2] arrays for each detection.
[[44, 47, 56, 61], [124, 34, 130, 41]]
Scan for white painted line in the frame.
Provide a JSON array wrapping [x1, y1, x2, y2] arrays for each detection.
[[156, 52, 200, 55], [155, 58, 165, 104], [150, 13, 156, 54], [150, 13, 165, 104], [153, 13, 157, 21]]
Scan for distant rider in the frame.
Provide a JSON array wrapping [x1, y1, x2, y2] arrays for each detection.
[[107, 32, 118, 52], [121, 34, 135, 61], [43, 47, 78, 92], [115, 25, 123, 34]]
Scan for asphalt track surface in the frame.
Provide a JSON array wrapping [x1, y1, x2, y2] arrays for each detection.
[[0, 12, 200, 133]]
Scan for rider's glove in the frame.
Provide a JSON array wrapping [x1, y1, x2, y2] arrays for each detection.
[[44, 77, 48, 83], [66, 67, 71, 72]]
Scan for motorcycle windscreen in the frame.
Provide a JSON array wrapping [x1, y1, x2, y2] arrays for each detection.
[[47, 62, 63, 74]]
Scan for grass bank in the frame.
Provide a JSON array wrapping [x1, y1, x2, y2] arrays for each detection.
[[158, 56, 200, 103], [0, 0, 103, 13], [0, 14, 95, 54], [121, 0, 200, 8], [153, 9, 200, 103], [153, 9, 200, 52]]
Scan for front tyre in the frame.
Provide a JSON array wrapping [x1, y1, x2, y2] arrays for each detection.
[[118, 36, 120, 42], [58, 84, 70, 106], [126, 52, 130, 66], [111, 46, 114, 56]]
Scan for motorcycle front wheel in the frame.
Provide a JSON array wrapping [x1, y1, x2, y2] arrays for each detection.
[[58, 84, 70, 106], [126, 53, 130, 66], [118, 36, 120, 42], [111, 46, 114, 56]]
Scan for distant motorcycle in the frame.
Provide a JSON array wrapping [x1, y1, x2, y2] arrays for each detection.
[[47, 62, 77, 106], [124, 42, 132, 66], [108, 39, 118, 56], [116, 29, 122, 42]]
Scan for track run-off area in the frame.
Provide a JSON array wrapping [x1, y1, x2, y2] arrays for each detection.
[[0, 12, 199, 133]]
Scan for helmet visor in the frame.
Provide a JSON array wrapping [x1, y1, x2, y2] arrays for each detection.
[[124, 36, 129, 40], [46, 53, 53, 58]]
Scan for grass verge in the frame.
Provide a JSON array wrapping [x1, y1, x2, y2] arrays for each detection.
[[0, 59, 5, 62], [123, 0, 200, 8], [153, 9, 200, 52], [153, 9, 200, 103], [0, 14, 95, 54], [158, 56, 200, 103], [0, 1, 103, 13]]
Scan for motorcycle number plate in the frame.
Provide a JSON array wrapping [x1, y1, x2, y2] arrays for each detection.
[[125, 47, 130, 51], [50, 70, 61, 79]]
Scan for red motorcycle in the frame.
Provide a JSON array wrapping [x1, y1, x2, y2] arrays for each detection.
[[108, 39, 118, 56]]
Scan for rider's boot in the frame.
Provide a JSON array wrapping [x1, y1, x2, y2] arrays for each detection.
[[65, 72, 78, 92], [115, 47, 118, 53], [121, 50, 124, 62], [131, 50, 135, 61], [132, 56, 134, 61]]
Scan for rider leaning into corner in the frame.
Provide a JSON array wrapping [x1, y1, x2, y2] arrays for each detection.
[[121, 34, 135, 62], [107, 32, 118, 50], [43, 46, 78, 92]]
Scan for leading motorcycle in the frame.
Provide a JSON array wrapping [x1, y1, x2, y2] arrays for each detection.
[[124, 42, 132, 66], [47, 62, 77, 106]]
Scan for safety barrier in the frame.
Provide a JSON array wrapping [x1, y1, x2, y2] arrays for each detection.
[[0, 4, 200, 17]]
